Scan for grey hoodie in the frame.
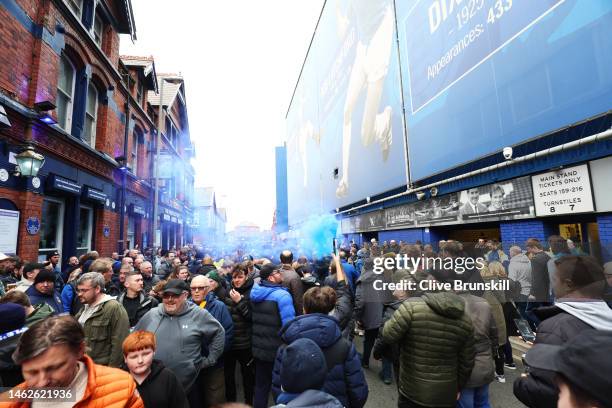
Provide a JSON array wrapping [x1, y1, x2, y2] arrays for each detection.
[[555, 300, 612, 331], [134, 302, 225, 392], [508, 253, 532, 296]]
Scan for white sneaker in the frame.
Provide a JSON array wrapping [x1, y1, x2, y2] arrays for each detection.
[[495, 374, 506, 383], [376, 106, 392, 161]]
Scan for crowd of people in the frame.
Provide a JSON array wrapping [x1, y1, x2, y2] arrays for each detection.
[[0, 235, 611, 408]]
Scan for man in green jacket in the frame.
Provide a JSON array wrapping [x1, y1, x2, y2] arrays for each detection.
[[75, 272, 130, 367], [0, 290, 54, 327], [382, 286, 475, 407]]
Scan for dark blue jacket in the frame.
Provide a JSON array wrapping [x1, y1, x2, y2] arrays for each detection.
[[191, 292, 234, 352], [25, 285, 62, 315], [205, 292, 233, 351], [250, 282, 295, 362], [272, 314, 368, 408]]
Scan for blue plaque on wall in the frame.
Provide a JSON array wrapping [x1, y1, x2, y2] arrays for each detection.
[[103, 226, 110, 237], [26, 217, 40, 235]]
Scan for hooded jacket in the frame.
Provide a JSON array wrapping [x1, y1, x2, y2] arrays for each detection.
[[134, 302, 225, 393], [124, 359, 189, 408], [250, 281, 295, 362], [223, 276, 254, 351], [272, 314, 368, 408], [513, 300, 612, 408], [271, 389, 344, 408], [25, 285, 62, 315], [508, 253, 532, 297], [24, 303, 54, 327], [382, 292, 475, 408], [75, 295, 130, 368]]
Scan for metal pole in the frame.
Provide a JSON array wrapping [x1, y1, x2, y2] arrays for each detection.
[[152, 78, 165, 248]]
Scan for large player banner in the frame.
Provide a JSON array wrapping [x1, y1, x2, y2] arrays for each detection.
[[286, 0, 408, 226], [396, 0, 612, 181]]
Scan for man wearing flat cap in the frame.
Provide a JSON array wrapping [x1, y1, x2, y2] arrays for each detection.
[[135, 279, 225, 408]]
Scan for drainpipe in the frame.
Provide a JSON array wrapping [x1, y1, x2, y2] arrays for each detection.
[[118, 73, 130, 253], [152, 78, 165, 248]]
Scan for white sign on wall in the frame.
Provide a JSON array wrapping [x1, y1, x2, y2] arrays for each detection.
[[0, 209, 19, 255], [531, 164, 594, 216]]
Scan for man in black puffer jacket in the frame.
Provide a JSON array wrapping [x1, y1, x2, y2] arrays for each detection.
[[250, 264, 295, 408], [223, 263, 255, 404], [514, 255, 612, 408]]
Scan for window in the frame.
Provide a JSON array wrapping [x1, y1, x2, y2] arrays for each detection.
[[131, 131, 139, 175], [93, 13, 103, 46], [66, 0, 83, 18], [127, 217, 135, 249], [137, 80, 144, 106], [76, 206, 93, 257], [39, 198, 64, 262], [83, 83, 98, 147], [56, 54, 76, 131]]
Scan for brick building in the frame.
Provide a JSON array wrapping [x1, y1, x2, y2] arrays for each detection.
[[0, 0, 194, 264]]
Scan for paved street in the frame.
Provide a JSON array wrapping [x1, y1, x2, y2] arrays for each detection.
[[354, 337, 526, 408]]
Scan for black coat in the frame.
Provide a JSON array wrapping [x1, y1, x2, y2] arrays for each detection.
[[0, 329, 25, 388], [224, 277, 253, 351], [529, 252, 550, 300], [513, 305, 593, 408], [118, 292, 159, 328], [125, 360, 189, 408]]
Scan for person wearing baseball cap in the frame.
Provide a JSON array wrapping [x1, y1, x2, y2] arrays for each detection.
[[134, 279, 225, 407], [524, 329, 612, 408]]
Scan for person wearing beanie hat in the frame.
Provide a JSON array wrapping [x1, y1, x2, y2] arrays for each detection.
[[0, 303, 28, 387], [206, 270, 228, 300], [271, 338, 342, 408], [25, 269, 62, 315]]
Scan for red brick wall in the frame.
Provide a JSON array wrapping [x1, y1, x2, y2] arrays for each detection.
[[0, 6, 35, 104], [94, 208, 119, 257], [0, 187, 43, 262]]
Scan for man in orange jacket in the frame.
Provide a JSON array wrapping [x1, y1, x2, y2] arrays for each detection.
[[0, 315, 142, 408]]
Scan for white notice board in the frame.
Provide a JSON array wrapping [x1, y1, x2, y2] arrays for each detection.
[[0, 209, 19, 255], [531, 164, 594, 216]]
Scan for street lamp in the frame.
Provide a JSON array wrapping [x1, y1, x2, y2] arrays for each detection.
[[15, 145, 45, 177]]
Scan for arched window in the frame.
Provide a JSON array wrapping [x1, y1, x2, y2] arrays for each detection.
[[83, 83, 98, 147], [56, 54, 76, 131]]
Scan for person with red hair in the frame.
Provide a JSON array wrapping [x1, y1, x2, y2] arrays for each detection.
[[122, 330, 189, 408]]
